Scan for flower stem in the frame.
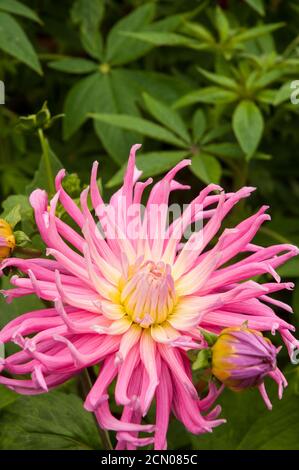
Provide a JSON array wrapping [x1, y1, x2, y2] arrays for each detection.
[[79, 368, 113, 450], [38, 128, 55, 196]]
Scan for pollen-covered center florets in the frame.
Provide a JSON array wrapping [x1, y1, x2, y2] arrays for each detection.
[[120, 260, 177, 328]]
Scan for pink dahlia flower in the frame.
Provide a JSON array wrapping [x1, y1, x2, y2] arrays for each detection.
[[0, 144, 298, 449]]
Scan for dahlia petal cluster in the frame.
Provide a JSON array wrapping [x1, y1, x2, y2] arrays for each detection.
[[211, 326, 283, 406], [0, 144, 298, 449]]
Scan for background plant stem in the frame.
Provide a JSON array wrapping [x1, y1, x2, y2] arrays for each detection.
[[79, 369, 113, 450], [38, 128, 55, 195]]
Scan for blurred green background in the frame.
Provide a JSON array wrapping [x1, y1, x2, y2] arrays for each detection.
[[0, 0, 299, 450]]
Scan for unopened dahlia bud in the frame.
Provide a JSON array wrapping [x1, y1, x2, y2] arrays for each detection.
[[211, 326, 278, 391], [0, 219, 15, 261]]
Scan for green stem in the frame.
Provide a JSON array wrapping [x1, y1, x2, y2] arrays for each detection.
[[79, 369, 113, 450], [38, 128, 55, 195]]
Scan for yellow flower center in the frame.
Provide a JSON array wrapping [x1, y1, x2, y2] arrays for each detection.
[[120, 260, 177, 328]]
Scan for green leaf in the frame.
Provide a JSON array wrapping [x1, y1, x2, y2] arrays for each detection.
[[14, 230, 31, 246], [256, 89, 277, 104], [90, 113, 188, 148], [200, 329, 218, 347], [214, 6, 230, 42], [26, 148, 63, 195], [0, 386, 17, 410], [124, 69, 193, 105], [0, 277, 45, 328], [106, 150, 189, 188], [192, 349, 211, 371], [0, 391, 102, 450], [71, 0, 104, 60], [2, 195, 32, 222], [48, 58, 98, 74], [201, 124, 231, 145], [174, 87, 237, 108], [92, 70, 142, 165], [244, 0, 265, 15], [232, 100, 264, 158], [143, 93, 190, 143], [203, 142, 244, 159], [0, 0, 41, 23], [197, 67, 238, 90], [3, 204, 21, 228], [191, 152, 222, 184], [274, 81, 292, 106], [106, 3, 156, 66], [180, 21, 215, 43], [63, 73, 103, 138], [192, 109, 206, 142], [121, 31, 199, 48], [234, 23, 284, 43], [0, 12, 42, 74], [253, 69, 286, 89]]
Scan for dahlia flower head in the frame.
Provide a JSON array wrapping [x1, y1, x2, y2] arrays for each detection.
[[0, 144, 298, 450]]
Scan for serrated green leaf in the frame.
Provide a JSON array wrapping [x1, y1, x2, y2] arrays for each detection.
[[48, 58, 98, 74], [106, 150, 189, 188], [233, 100, 264, 157], [143, 93, 190, 143], [0, 0, 41, 23], [191, 152, 222, 184], [0, 391, 102, 450], [90, 113, 188, 148], [0, 12, 42, 74]]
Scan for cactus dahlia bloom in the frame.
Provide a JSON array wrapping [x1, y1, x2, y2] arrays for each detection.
[[0, 144, 298, 449]]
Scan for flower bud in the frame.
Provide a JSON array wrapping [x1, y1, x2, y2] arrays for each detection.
[[0, 219, 15, 260], [211, 326, 277, 391]]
